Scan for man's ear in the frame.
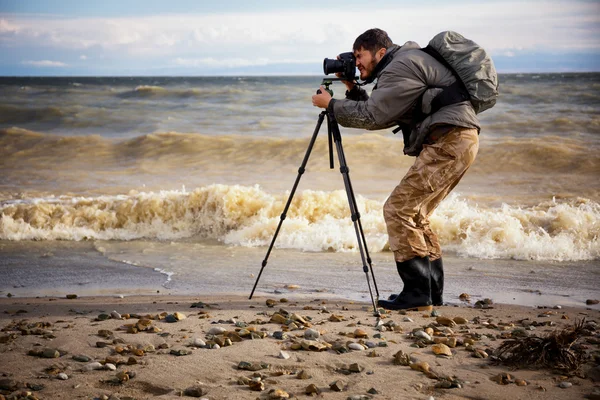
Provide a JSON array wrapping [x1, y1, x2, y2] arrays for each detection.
[[376, 47, 387, 60]]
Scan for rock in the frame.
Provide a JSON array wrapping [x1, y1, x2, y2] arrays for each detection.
[[105, 363, 117, 371], [0, 379, 19, 391], [410, 361, 430, 373], [414, 331, 432, 341], [83, 362, 104, 371], [459, 293, 470, 301], [393, 350, 411, 366], [184, 386, 207, 397], [72, 355, 91, 362], [273, 331, 286, 340], [301, 340, 328, 351], [304, 328, 320, 340], [586, 299, 599, 305], [278, 351, 290, 360], [348, 363, 363, 373], [208, 327, 227, 335], [432, 343, 452, 357], [42, 348, 60, 358], [515, 379, 527, 386], [110, 311, 122, 319], [490, 373, 513, 385], [238, 361, 268, 371], [57, 373, 68, 380], [249, 380, 265, 391], [365, 341, 377, 348], [270, 313, 288, 324], [173, 312, 186, 320], [66, 294, 77, 299], [347, 396, 371, 400], [297, 370, 312, 380], [266, 299, 277, 307], [170, 349, 191, 356], [269, 389, 290, 399], [305, 383, 320, 394], [473, 349, 489, 359], [191, 338, 206, 347], [559, 382, 572, 388], [353, 328, 368, 338], [348, 343, 365, 351], [453, 316, 468, 324], [367, 388, 379, 394], [446, 337, 457, 348], [329, 380, 344, 392], [436, 316, 456, 327]]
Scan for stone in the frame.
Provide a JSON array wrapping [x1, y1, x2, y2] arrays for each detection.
[[329, 380, 344, 392], [490, 373, 513, 385], [105, 363, 117, 371], [515, 379, 527, 386], [278, 351, 290, 360], [473, 349, 489, 359], [42, 348, 60, 358], [208, 327, 227, 335], [301, 340, 327, 351], [403, 317, 414, 322], [249, 380, 265, 391], [83, 362, 104, 371], [269, 389, 290, 399], [57, 373, 68, 380], [270, 313, 288, 324], [453, 316, 468, 324], [173, 312, 186, 320], [559, 382, 572, 388], [297, 370, 311, 380], [191, 338, 206, 347], [183, 386, 207, 397], [170, 349, 191, 356], [348, 343, 365, 351], [266, 299, 276, 307], [414, 331, 432, 341], [436, 316, 457, 327], [586, 299, 599, 305], [353, 328, 368, 338], [305, 383, 320, 395], [348, 363, 363, 373], [393, 350, 411, 366], [432, 343, 452, 357], [72, 354, 91, 363], [0, 379, 19, 391], [304, 328, 320, 340], [111, 311, 122, 319], [66, 294, 77, 299], [410, 361, 430, 373]]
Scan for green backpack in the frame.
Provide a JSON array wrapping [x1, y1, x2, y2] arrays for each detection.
[[421, 31, 499, 115]]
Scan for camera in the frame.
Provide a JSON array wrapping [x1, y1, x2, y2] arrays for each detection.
[[323, 52, 356, 81]]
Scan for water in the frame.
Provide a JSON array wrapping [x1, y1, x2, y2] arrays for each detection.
[[0, 74, 599, 304]]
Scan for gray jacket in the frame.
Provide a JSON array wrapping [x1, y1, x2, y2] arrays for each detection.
[[328, 41, 480, 156]]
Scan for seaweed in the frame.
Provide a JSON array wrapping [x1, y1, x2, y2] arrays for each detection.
[[494, 319, 587, 373]]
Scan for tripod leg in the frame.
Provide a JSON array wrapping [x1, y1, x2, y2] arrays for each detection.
[[327, 113, 380, 314], [249, 111, 327, 299]]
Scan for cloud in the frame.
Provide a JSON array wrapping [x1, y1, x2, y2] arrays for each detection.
[[22, 60, 68, 67], [80, 55, 87, 60]]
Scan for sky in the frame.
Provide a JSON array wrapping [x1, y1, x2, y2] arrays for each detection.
[[0, 0, 599, 76]]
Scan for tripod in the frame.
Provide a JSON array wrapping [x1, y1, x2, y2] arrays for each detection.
[[249, 96, 380, 314]]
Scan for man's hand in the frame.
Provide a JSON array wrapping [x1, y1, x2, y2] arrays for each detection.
[[312, 86, 332, 109]]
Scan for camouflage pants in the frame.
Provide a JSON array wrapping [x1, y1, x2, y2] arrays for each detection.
[[383, 126, 479, 262]]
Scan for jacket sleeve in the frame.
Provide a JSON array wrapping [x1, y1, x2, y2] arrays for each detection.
[[329, 61, 426, 130]]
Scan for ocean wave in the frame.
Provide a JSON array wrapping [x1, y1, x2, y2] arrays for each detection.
[[1, 185, 598, 261], [116, 85, 251, 99]]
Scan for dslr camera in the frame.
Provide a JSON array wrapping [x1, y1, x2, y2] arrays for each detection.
[[323, 52, 356, 81]]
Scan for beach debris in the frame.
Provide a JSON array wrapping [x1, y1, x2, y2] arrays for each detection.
[[494, 319, 587, 373], [299, 340, 328, 352]]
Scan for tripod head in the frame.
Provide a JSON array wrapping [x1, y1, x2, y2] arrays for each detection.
[[317, 77, 359, 97]]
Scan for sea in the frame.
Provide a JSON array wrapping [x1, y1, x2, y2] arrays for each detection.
[[0, 74, 599, 306]]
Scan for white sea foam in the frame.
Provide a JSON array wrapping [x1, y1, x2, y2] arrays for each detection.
[[1, 185, 598, 261]]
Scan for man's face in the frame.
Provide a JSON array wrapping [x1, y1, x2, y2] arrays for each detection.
[[354, 46, 384, 80]]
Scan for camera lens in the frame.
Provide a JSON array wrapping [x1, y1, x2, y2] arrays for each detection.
[[323, 58, 344, 75]]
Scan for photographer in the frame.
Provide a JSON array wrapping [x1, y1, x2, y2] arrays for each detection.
[[312, 28, 480, 311]]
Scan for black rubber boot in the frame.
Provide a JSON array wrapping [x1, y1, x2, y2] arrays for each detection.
[[378, 256, 432, 311], [430, 257, 444, 306]]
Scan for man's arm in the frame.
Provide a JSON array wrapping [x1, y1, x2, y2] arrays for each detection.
[[329, 62, 425, 130]]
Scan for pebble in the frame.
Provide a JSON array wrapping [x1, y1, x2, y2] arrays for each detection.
[[191, 338, 206, 347], [305, 383, 319, 394], [559, 382, 572, 388], [278, 351, 290, 360], [304, 328, 320, 340], [42, 348, 60, 358], [348, 343, 365, 351], [365, 341, 377, 348], [111, 311, 122, 319], [57, 373, 68, 380], [73, 355, 91, 362], [105, 363, 117, 371], [83, 362, 104, 371], [208, 327, 227, 335], [586, 299, 599, 305], [403, 317, 414, 322], [432, 343, 452, 357], [414, 331, 432, 341]]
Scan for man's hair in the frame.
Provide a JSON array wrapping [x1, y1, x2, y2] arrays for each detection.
[[353, 28, 393, 54]]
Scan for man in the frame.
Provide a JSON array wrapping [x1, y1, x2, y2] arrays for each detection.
[[312, 28, 480, 311]]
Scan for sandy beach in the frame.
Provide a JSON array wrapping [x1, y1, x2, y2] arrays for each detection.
[[1, 293, 599, 400]]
